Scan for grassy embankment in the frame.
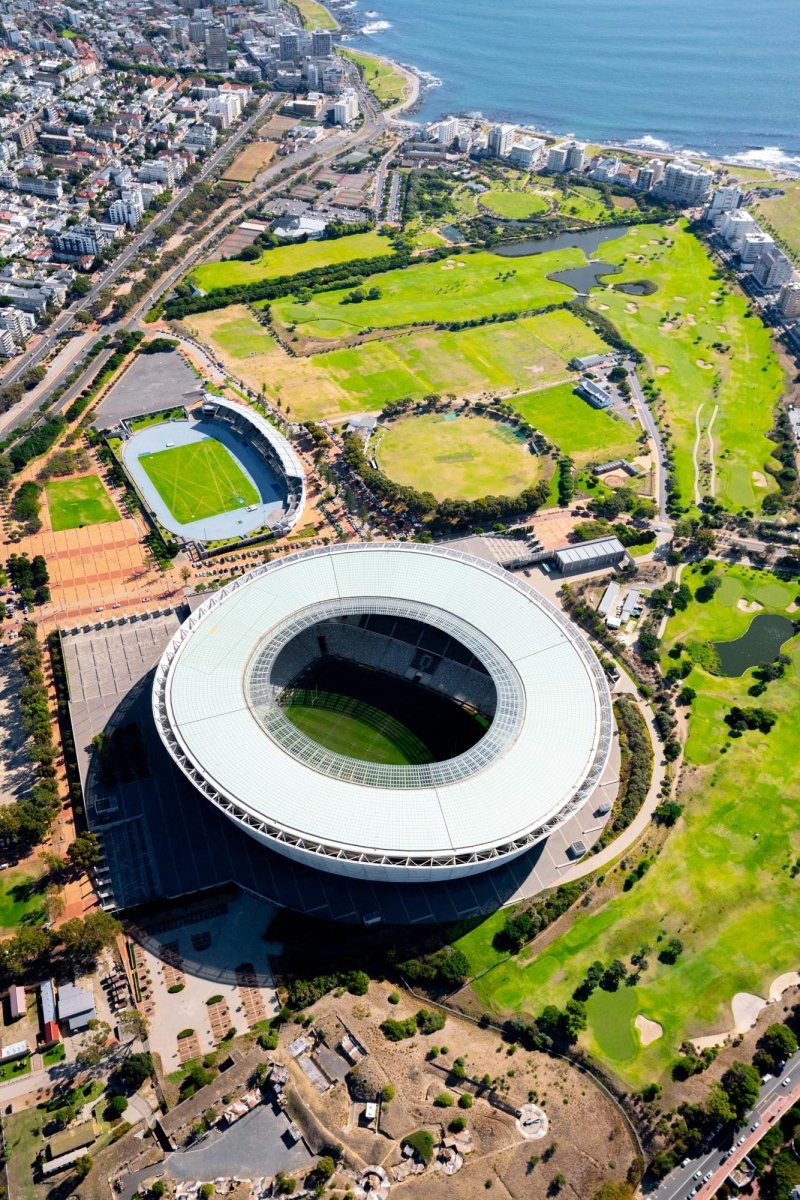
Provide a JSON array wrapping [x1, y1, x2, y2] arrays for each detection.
[[340, 47, 410, 110], [453, 563, 800, 1087], [191, 230, 391, 292]]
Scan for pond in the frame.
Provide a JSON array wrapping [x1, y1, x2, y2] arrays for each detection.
[[493, 225, 628, 260], [614, 280, 657, 296], [548, 261, 621, 295], [712, 613, 795, 677]]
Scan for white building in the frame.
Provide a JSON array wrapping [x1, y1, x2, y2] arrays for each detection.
[[108, 186, 144, 228], [139, 159, 177, 188], [657, 158, 713, 206], [547, 144, 568, 172], [589, 156, 620, 183], [0, 305, 35, 354], [739, 230, 775, 265], [487, 123, 515, 158], [706, 184, 742, 223], [777, 279, 800, 320], [509, 137, 544, 169], [332, 89, 359, 126], [564, 141, 586, 171], [719, 207, 756, 248], [431, 116, 458, 145], [751, 248, 793, 291], [53, 222, 107, 258], [207, 92, 242, 129], [184, 121, 218, 150]]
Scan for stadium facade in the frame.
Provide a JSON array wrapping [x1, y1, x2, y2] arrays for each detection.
[[153, 543, 613, 883]]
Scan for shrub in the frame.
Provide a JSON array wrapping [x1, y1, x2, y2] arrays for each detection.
[[381, 1016, 417, 1042], [346, 969, 370, 996], [388, 991, 400, 1005], [449, 1116, 467, 1132], [434, 1092, 455, 1107], [416, 1008, 446, 1035], [402, 1130, 435, 1164], [381, 1084, 395, 1103], [168, 983, 185, 994], [458, 1093, 473, 1109], [177, 1028, 194, 1039], [206, 995, 224, 1005]]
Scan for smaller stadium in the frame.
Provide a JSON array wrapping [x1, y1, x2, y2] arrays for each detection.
[[120, 395, 305, 544]]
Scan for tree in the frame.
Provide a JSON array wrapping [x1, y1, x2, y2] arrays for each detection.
[[760, 1023, 798, 1064], [720, 1061, 761, 1121], [658, 937, 684, 964], [600, 960, 627, 991], [314, 1156, 336, 1182], [67, 832, 101, 873], [73, 1155, 93, 1180], [180, 565, 192, 585], [118, 1008, 149, 1042], [106, 1093, 128, 1119], [705, 1082, 736, 1124], [114, 1051, 154, 1092]]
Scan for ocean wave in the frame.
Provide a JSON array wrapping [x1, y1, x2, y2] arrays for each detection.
[[360, 19, 391, 33], [728, 145, 800, 171], [626, 135, 672, 152], [364, 9, 379, 15]]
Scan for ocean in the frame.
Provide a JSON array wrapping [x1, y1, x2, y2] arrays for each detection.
[[346, 0, 800, 166]]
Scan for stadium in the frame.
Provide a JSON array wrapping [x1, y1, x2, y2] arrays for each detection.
[[120, 395, 305, 545], [152, 542, 613, 883]]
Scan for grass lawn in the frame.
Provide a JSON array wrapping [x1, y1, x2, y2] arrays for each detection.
[[559, 184, 615, 223], [752, 180, 800, 264], [285, 698, 429, 765], [42, 1042, 66, 1066], [191, 230, 391, 292], [458, 564, 800, 1087], [588, 221, 785, 513], [5, 1107, 43, 1200], [510, 382, 641, 466], [0, 1055, 31, 1082], [45, 475, 120, 532], [340, 48, 408, 109], [293, 0, 338, 28], [140, 438, 259, 524], [188, 306, 606, 421], [479, 189, 550, 219], [0, 867, 48, 933], [271, 245, 584, 338], [376, 412, 541, 500]]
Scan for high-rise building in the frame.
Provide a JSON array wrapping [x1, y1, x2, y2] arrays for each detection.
[[278, 30, 300, 61], [751, 248, 793, 291], [719, 207, 756, 248], [777, 279, 800, 320], [311, 29, 333, 55], [706, 184, 742, 222], [431, 116, 458, 145], [657, 159, 713, 206], [109, 186, 144, 228], [188, 17, 207, 43], [739, 230, 775, 265], [487, 124, 515, 158], [205, 22, 228, 71], [564, 141, 585, 171], [508, 137, 544, 169], [332, 89, 359, 125], [547, 144, 568, 172]]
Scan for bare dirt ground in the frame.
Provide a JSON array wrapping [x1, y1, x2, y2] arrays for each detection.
[[283, 984, 636, 1200]]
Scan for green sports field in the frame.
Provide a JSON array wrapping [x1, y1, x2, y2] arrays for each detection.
[[45, 475, 120, 531], [271, 246, 583, 339], [284, 694, 431, 765], [191, 230, 391, 292], [453, 564, 800, 1087], [139, 438, 259, 524], [511, 382, 640, 466], [376, 413, 541, 500], [479, 189, 550, 219], [188, 306, 606, 421], [588, 221, 785, 512]]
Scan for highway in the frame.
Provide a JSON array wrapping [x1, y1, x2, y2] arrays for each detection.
[[654, 1055, 800, 1200]]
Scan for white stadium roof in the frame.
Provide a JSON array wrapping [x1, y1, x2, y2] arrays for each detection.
[[153, 543, 613, 882]]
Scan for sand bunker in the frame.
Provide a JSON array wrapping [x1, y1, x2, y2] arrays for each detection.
[[769, 972, 800, 1001], [692, 991, 767, 1052], [457, 262, 466, 267], [752, 470, 768, 487], [625, 302, 638, 314], [597, 303, 610, 311], [656, 365, 670, 376], [674, 295, 687, 302], [660, 321, 674, 331], [441, 263, 455, 270], [737, 598, 763, 613], [717, 324, 729, 334], [696, 359, 714, 369], [635, 1015, 663, 1046], [685, 313, 697, 325], [787, 602, 799, 614]]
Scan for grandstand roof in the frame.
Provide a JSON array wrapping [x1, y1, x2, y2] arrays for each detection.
[[202, 394, 304, 482], [153, 543, 612, 876]]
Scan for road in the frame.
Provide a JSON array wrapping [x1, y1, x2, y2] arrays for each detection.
[[655, 1056, 800, 1200], [628, 359, 669, 530]]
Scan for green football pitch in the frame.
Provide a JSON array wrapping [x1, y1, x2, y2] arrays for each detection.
[[139, 438, 259, 524], [284, 693, 432, 766], [45, 474, 120, 531]]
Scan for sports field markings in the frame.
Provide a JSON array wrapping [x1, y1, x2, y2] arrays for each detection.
[[139, 438, 259, 524]]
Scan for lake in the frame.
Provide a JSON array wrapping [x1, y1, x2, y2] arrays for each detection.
[[712, 613, 795, 677]]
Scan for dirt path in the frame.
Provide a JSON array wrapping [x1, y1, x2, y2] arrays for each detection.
[[706, 403, 719, 498], [693, 401, 705, 504]]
